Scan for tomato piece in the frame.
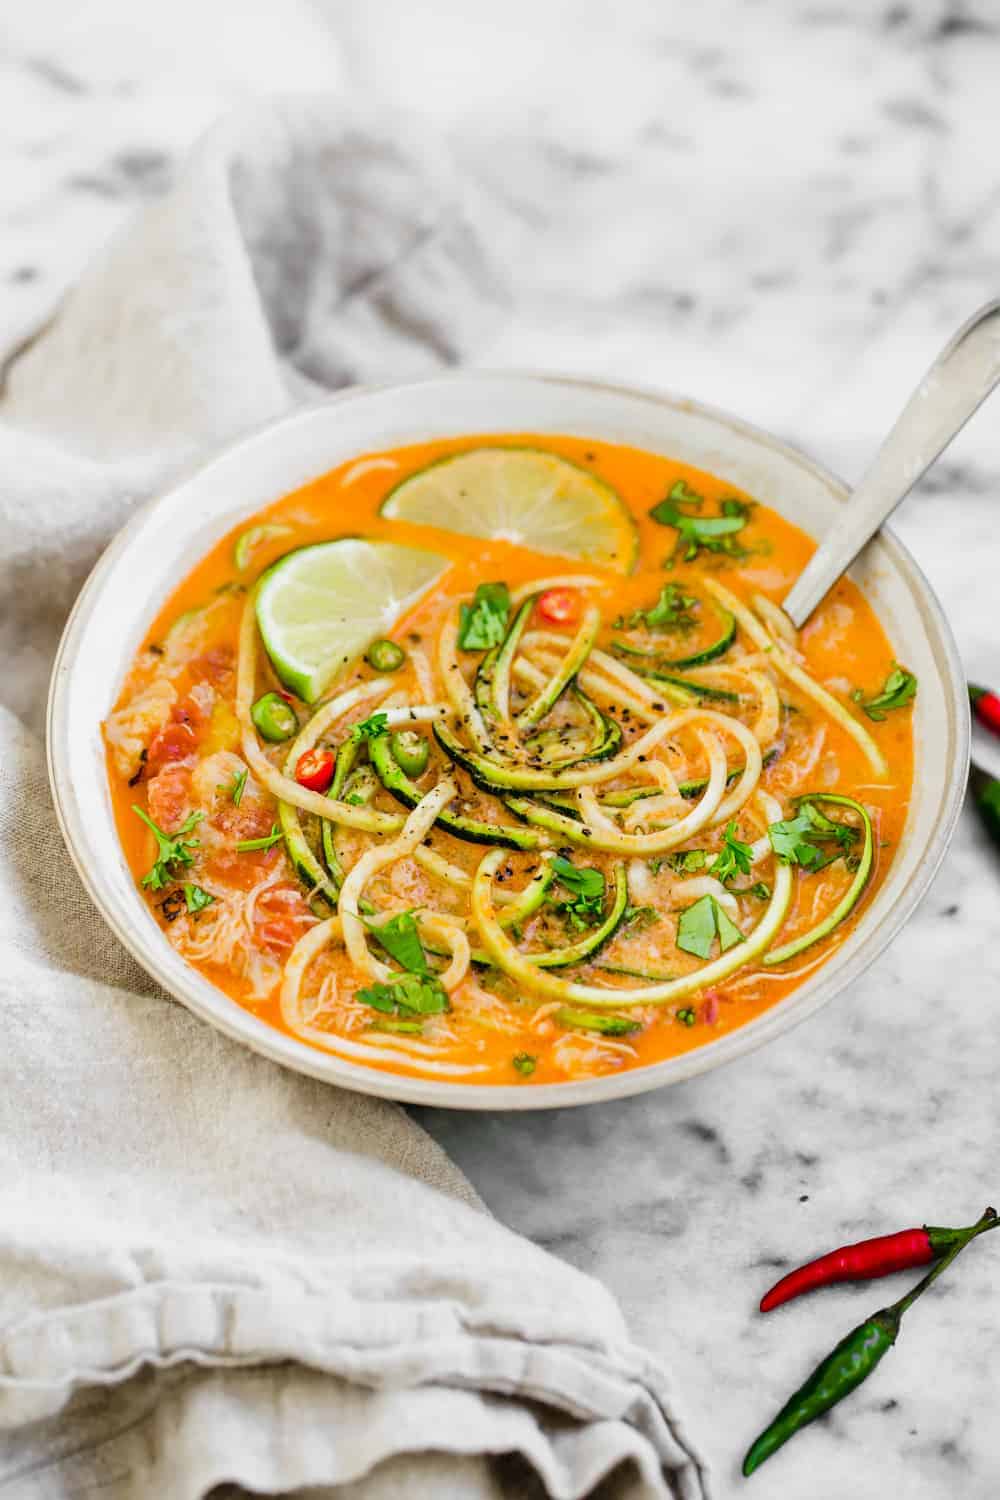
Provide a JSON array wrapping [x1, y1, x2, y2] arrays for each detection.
[[146, 719, 197, 773], [295, 748, 335, 792], [146, 764, 194, 831], [536, 588, 579, 625], [254, 884, 314, 955]]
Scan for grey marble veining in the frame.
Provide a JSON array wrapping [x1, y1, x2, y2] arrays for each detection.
[[4, 1, 1000, 1495]]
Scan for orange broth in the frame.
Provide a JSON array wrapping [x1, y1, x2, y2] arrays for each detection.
[[106, 434, 913, 1085]]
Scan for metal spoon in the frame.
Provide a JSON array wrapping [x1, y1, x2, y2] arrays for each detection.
[[782, 299, 1000, 629]]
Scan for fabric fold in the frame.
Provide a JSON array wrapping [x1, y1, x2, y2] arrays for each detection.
[[0, 95, 710, 1499]]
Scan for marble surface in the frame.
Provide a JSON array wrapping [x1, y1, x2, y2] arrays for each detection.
[[3, 1, 1000, 1495]]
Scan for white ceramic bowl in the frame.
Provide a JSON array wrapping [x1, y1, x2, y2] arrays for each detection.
[[47, 374, 969, 1110]]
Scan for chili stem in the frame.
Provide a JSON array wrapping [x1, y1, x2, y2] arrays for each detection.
[[890, 1206, 998, 1319]]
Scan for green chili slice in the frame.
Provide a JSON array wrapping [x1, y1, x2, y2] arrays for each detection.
[[390, 729, 430, 778], [251, 692, 298, 743], [365, 638, 406, 673]]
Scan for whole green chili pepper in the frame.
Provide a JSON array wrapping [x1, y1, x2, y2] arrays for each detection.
[[970, 768, 1000, 852], [743, 1206, 999, 1477]]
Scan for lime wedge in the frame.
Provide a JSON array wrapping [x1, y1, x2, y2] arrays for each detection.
[[256, 540, 447, 702], [380, 447, 637, 573]]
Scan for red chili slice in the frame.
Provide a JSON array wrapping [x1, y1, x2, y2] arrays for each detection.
[[536, 588, 579, 625], [295, 747, 335, 792]]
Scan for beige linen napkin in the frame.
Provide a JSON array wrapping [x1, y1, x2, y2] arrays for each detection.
[[0, 96, 709, 1500]]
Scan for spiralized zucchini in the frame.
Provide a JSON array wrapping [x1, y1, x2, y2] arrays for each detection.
[[471, 793, 794, 1006], [227, 564, 891, 1075], [702, 578, 889, 777]]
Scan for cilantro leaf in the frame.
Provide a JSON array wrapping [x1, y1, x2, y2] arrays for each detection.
[[715, 903, 744, 952], [132, 806, 205, 890], [363, 910, 428, 974], [350, 711, 390, 742], [853, 663, 917, 722], [357, 972, 449, 1017], [676, 894, 744, 959], [550, 855, 605, 929], [235, 823, 285, 852], [458, 581, 510, 651], [710, 821, 754, 885], [768, 802, 858, 869], [664, 848, 709, 874], [623, 904, 659, 931], [675, 894, 718, 959], [722, 497, 754, 521], [617, 583, 699, 633], [183, 883, 214, 913], [649, 479, 749, 563], [768, 809, 824, 868]]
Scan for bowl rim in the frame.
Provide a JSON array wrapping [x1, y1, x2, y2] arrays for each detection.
[[46, 370, 970, 1111]]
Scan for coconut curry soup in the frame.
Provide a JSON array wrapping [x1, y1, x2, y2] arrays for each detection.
[[105, 437, 915, 1086]]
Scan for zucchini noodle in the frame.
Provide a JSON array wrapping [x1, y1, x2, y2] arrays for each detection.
[[338, 779, 463, 985], [752, 592, 801, 653], [471, 793, 794, 1007], [437, 615, 494, 752], [702, 578, 889, 778], [280, 917, 490, 1076]]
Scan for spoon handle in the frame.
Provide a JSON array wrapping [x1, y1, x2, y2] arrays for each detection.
[[782, 298, 1000, 628]]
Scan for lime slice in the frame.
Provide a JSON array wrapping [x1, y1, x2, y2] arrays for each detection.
[[380, 448, 637, 573], [256, 540, 447, 702]]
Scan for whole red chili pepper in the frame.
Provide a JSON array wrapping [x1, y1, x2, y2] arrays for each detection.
[[759, 1216, 987, 1312], [970, 683, 1000, 737]]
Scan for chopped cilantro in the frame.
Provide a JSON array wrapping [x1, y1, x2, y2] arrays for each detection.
[[363, 910, 428, 974], [512, 1052, 537, 1076], [768, 801, 858, 869], [710, 821, 754, 885], [852, 663, 917, 721], [131, 806, 205, 890], [623, 904, 659, 930], [458, 581, 510, 651], [549, 855, 605, 929], [649, 480, 749, 564], [229, 767, 248, 806], [715, 903, 744, 952], [676, 894, 743, 959], [182, 883, 214, 914], [235, 823, 285, 852], [676, 1006, 697, 1027], [664, 848, 709, 874], [350, 711, 390, 742], [617, 583, 699, 633], [721, 497, 754, 521], [357, 972, 449, 1016]]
